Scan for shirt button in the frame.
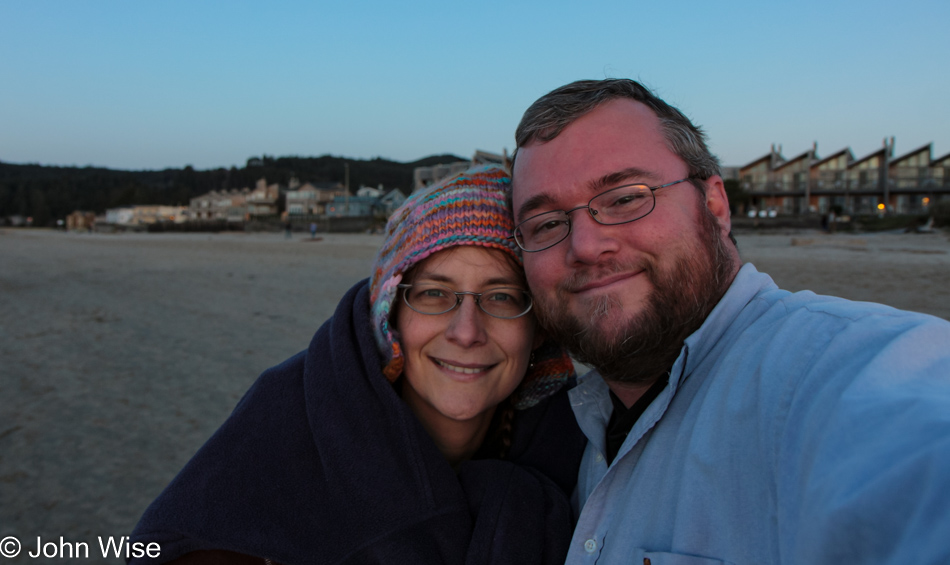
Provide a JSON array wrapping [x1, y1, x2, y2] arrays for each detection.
[[584, 539, 597, 553], [595, 453, 604, 463]]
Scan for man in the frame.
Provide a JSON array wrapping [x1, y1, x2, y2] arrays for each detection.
[[510, 79, 950, 564]]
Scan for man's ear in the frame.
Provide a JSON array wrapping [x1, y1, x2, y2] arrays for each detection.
[[703, 175, 732, 233]]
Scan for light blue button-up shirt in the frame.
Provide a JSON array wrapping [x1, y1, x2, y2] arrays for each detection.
[[567, 263, 950, 564]]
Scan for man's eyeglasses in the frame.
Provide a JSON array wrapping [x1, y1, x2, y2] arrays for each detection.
[[398, 283, 533, 319], [512, 177, 694, 252]]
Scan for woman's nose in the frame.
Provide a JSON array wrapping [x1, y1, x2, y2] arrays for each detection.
[[443, 296, 488, 347]]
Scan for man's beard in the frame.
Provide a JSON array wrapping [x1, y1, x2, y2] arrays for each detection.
[[533, 205, 736, 385]]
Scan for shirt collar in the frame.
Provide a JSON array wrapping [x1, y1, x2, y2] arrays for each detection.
[[673, 263, 778, 389], [568, 263, 777, 457]]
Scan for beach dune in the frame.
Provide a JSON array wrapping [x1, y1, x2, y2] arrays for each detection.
[[1, 228, 948, 564]]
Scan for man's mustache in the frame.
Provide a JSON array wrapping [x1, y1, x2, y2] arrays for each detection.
[[555, 259, 652, 294]]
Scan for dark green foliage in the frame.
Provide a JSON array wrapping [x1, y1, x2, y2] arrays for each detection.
[[0, 154, 467, 226]]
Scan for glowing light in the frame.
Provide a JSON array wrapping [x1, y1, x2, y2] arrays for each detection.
[[877, 203, 885, 210]]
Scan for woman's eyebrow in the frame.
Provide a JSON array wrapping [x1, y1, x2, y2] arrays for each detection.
[[414, 273, 521, 288]]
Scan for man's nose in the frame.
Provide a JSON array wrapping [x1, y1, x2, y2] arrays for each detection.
[[565, 209, 620, 264], [444, 296, 488, 347]]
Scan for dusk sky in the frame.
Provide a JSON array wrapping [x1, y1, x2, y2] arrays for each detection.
[[2, 0, 948, 172]]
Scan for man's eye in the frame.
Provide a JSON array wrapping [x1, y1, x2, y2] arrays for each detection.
[[532, 219, 566, 235], [608, 193, 644, 208]]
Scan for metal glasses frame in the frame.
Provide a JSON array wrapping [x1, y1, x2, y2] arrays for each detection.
[[512, 177, 694, 252], [397, 283, 534, 319]]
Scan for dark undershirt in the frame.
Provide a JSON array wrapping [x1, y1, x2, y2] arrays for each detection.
[[605, 375, 669, 465]]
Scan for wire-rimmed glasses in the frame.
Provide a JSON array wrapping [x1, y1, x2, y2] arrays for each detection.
[[512, 177, 694, 252], [398, 283, 533, 319]]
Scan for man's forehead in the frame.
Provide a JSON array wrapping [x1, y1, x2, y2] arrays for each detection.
[[512, 99, 668, 189], [512, 162, 662, 222]]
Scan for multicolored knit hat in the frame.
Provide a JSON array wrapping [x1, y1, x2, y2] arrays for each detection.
[[369, 164, 574, 409]]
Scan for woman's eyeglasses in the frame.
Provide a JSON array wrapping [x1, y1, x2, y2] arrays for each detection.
[[398, 283, 533, 319]]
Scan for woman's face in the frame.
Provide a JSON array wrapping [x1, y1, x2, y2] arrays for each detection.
[[397, 246, 537, 429]]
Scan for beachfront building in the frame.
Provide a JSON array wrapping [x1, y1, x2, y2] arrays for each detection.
[[890, 144, 933, 214], [773, 146, 818, 214], [413, 161, 470, 191], [318, 186, 406, 219], [66, 210, 97, 231], [412, 149, 510, 191], [378, 189, 406, 216], [810, 148, 854, 214], [286, 181, 347, 216], [189, 188, 250, 222], [104, 205, 188, 226], [326, 195, 377, 217], [931, 153, 950, 211], [738, 137, 949, 216], [246, 178, 282, 218], [740, 145, 786, 216]]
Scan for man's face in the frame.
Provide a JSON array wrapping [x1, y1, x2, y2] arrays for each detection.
[[511, 99, 738, 384]]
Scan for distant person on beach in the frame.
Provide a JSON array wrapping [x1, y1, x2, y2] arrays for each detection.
[[510, 79, 950, 564], [130, 166, 584, 564]]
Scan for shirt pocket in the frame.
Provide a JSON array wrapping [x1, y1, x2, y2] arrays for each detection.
[[641, 551, 735, 565]]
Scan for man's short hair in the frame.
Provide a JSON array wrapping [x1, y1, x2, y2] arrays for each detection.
[[513, 79, 721, 183]]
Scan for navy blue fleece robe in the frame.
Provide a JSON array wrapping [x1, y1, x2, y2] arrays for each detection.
[[130, 279, 585, 565]]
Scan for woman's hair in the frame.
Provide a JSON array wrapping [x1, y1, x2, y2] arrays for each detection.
[[368, 164, 576, 411]]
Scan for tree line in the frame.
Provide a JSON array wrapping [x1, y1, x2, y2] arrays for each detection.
[[0, 154, 466, 227]]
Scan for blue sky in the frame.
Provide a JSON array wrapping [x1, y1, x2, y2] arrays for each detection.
[[2, 0, 948, 172]]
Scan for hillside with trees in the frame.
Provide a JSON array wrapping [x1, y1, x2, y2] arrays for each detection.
[[0, 154, 467, 226]]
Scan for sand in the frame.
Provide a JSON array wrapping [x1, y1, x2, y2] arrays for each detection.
[[1, 227, 948, 563]]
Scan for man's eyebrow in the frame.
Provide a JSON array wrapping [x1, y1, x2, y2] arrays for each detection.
[[588, 167, 659, 192], [515, 193, 557, 223], [516, 167, 661, 221]]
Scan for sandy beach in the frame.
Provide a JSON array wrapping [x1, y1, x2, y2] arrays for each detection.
[[2, 227, 949, 563]]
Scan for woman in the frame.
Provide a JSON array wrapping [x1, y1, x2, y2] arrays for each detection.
[[129, 165, 586, 565]]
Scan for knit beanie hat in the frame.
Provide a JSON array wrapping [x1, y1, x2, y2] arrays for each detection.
[[369, 164, 575, 409]]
